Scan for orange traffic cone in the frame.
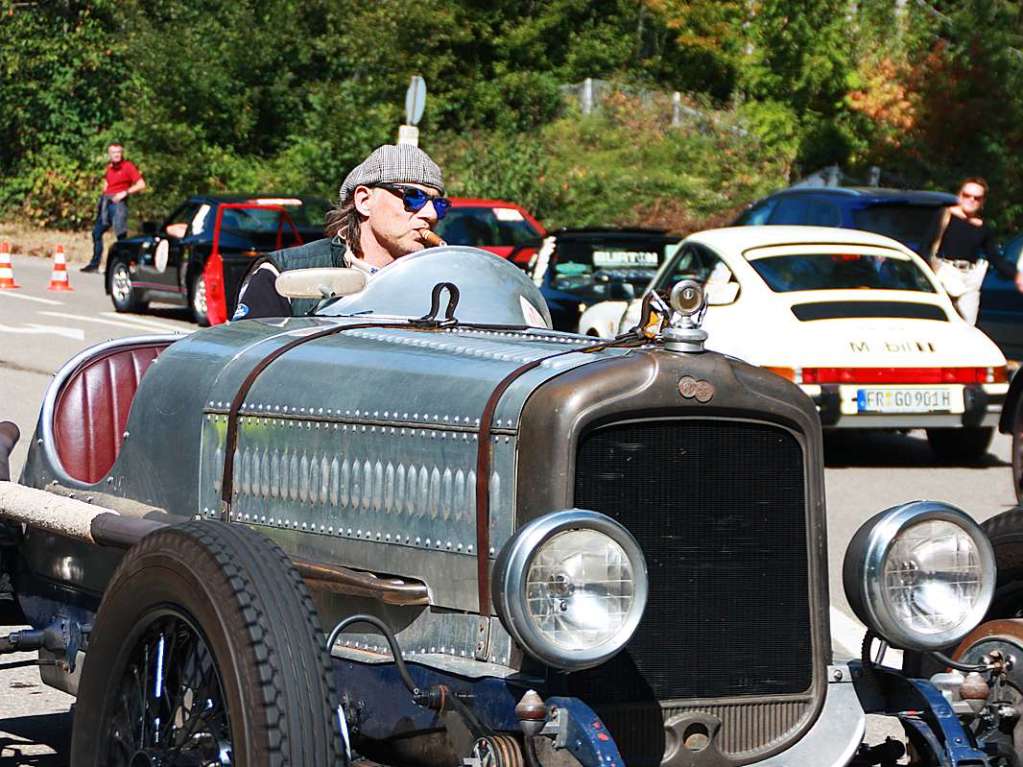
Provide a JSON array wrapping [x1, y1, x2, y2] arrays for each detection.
[[0, 242, 19, 289], [47, 244, 74, 291]]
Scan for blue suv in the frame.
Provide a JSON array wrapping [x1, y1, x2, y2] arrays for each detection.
[[733, 186, 956, 255]]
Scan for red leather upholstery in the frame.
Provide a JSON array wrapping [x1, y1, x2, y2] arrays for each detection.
[[53, 342, 170, 484]]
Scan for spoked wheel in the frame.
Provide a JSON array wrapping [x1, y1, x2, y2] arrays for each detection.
[[71, 521, 346, 766], [106, 610, 231, 766]]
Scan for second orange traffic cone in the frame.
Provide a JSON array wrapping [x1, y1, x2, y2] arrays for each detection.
[[47, 244, 74, 291], [0, 242, 19, 289]]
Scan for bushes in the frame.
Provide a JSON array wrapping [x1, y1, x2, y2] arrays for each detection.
[[434, 93, 786, 232], [4, 85, 788, 234]]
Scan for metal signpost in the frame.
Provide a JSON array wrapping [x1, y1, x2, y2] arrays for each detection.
[[399, 75, 427, 146]]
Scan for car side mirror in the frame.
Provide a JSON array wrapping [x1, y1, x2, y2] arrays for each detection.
[[142, 221, 158, 236], [607, 281, 636, 301], [274, 268, 368, 300], [706, 282, 739, 305]]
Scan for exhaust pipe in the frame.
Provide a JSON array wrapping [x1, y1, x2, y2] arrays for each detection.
[[0, 481, 162, 547], [0, 481, 429, 606]]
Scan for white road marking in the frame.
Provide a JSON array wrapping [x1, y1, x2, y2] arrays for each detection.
[[98, 312, 188, 332], [0, 322, 84, 340], [829, 604, 903, 667], [0, 291, 63, 306], [38, 311, 186, 334]]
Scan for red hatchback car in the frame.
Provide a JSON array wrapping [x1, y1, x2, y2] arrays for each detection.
[[434, 197, 545, 267]]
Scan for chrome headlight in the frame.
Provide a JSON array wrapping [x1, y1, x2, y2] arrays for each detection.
[[493, 509, 648, 670], [843, 501, 995, 650]]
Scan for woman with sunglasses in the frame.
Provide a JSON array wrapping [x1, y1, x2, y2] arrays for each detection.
[[233, 144, 450, 320], [925, 177, 1023, 325]]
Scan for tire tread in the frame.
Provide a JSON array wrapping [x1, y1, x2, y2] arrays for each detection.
[[71, 520, 343, 766]]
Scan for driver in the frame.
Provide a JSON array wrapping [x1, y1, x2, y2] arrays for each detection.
[[233, 144, 449, 319]]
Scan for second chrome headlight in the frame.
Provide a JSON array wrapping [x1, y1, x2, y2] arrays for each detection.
[[843, 501, 995, 650], [493, 509, 648, 670]]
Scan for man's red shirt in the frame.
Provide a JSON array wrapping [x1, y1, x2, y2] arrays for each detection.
[[103, 160, 142, 196]]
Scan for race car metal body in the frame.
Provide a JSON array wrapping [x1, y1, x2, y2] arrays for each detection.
[[0, 248, 1014, 766]]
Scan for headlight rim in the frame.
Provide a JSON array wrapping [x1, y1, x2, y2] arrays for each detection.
[[493, 508, 648, 671], [846, 500, 995, 651]]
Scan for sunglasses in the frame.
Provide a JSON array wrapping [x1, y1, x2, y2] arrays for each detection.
[[959, 191, 985, 201], [376, 183, 451, 220]]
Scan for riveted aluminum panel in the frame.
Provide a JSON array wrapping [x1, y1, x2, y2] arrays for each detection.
[[198, 412, 520, 610], [199, 322, 619, 436], [31, 318, 625, 520]]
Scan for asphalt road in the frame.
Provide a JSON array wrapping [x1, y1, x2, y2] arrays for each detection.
[[0, 255, 192, 765], [0, 252, 1018, 763]]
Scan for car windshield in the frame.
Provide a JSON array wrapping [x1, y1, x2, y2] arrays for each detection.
[[553, 237, 678, 294], [435, 206, 540, 247], [748, 252, 937, 293], [217, 206, 303, 249], [851, 204, 942, 250], [239, 198, 329, 230]]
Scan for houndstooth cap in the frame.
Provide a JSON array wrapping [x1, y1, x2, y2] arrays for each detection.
[[339, 144, 444, 205]]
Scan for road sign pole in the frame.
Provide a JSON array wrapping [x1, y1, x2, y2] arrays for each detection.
[[398, 125, 420, 146], [399, 76, 427, 145]]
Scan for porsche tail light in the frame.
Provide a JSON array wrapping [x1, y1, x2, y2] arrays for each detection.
[[799, 367, 1003, 385]]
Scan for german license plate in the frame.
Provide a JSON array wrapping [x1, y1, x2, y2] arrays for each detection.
[[856, 388, 952, 413]]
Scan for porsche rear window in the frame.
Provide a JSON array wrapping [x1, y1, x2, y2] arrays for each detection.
[[749, 253, 936, 293]]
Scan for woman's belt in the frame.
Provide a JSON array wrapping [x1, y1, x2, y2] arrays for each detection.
[[940, 257, 978, 269]]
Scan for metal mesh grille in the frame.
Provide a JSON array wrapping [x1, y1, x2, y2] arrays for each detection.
[[564, 419, 813, 703]]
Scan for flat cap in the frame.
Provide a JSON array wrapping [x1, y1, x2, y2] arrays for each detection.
[[339, 144, 444, 204]]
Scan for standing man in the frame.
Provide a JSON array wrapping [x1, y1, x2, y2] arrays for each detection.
[[233, 143, 449, 319], [81, 143, 146, 273]]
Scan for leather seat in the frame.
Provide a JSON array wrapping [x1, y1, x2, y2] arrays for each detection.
[[53, 342, 170, 484]]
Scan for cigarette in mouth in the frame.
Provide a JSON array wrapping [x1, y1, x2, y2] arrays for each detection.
[[419, 230, 445, 247]]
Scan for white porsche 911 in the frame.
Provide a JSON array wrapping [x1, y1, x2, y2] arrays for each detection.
[[578, 225, 1008, 461]]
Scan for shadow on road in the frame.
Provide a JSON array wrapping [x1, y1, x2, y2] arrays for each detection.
[[824, 430, 1010, 469], [0, 711, 71, 766], [142, 306, 192, 322]]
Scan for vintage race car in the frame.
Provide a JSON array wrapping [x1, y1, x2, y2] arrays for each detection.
[[1, 247, 1021, 767], [580, 225, 1009, 462], [103, 194, 329, 325]]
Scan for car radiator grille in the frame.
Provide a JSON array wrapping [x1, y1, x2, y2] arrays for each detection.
[[556, 419, 813, 762]]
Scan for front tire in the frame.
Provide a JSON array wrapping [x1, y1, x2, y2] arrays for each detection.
[[926, 426, 994, 463], [980, 508, 1023, 618], [71, 521, 345, 766], [1010, 395, 1023, 503], [109, 260, 147, 314]]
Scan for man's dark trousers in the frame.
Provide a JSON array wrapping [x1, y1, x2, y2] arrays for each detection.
[[86, 195, 129, 269]]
